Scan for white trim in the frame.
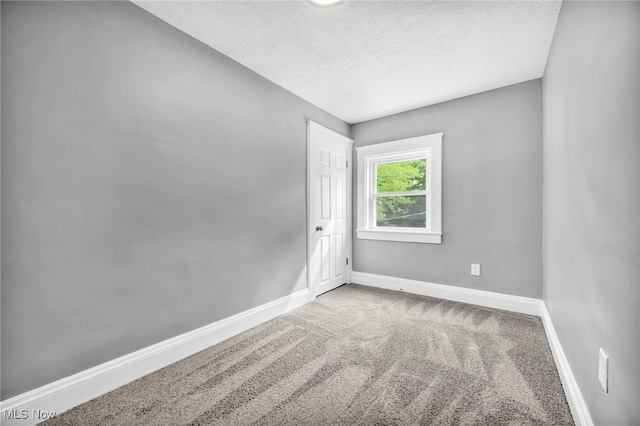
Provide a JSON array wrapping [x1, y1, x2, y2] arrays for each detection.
[[356, 229, 442, 244], [356, 133, 442, 244], [1, 274, 593, 426], [307, 121, 353, 300], [306, 122, 315, 303], [355, 134, 442, 157], [346, 133, 353, 286], [540, 305, 594, 426], [350, 271, 543, 316], [0, 289, 310, 426]]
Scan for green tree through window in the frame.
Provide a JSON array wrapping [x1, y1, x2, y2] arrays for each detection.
[[376, 159, 427, 227]]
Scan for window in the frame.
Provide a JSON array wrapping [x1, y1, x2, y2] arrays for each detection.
[[356, 133, 442, 244]]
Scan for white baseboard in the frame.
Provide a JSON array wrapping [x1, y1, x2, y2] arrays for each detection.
[[0, 288, 310, 426], [2, 277, 592, 426], [540, 305, 594, 426], [351, 271, 543, 316]]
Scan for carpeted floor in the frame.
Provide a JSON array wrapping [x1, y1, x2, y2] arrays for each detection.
[[45, 284, 573, 425]]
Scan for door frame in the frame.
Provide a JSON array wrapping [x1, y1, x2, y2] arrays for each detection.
[[306, 120, 353, 302]]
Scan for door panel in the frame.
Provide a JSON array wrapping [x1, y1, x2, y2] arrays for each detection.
[[336, 177, 344, 220], [334, 234, 343, 279], [320, 235, 330, 282], [321, 175, 331, 220]]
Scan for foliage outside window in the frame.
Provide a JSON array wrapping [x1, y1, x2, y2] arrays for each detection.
[[375, 159, 427, 228], [356, 133, 442, 244]]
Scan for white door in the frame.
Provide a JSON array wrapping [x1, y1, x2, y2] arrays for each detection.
[[308, 121, 352, 298]]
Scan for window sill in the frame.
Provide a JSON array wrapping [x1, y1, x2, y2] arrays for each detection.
[[356, 229, 442, 244]]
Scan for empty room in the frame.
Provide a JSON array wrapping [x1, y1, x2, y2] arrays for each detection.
[[1, 0, 638, 425]]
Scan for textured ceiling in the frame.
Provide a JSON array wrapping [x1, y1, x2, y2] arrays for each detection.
[[133, 0, 561, 124]]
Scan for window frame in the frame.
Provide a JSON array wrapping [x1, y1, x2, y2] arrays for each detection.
[[356, 133, 443, 244]]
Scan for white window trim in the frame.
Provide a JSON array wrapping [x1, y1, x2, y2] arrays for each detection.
[[356, 133, 443, 244]]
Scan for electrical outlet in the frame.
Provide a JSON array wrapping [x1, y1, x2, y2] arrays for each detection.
[[471, 264, 481, 276], [598, 348, 608, 393]]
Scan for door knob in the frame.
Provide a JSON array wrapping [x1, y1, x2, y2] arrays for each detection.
[[316, 225, 323, 231]]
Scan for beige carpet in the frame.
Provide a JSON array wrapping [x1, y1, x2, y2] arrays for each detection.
[[45, 284, 573, 425]]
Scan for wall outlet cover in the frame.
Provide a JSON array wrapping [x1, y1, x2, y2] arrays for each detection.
[[598, 348, 608, 393], [471, 263, 481, 276]]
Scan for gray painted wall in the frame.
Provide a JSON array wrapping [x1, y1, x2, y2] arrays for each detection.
[[351, 80, 543, 298], [542, 2, 639, 424], [1, 1, 349, 399]]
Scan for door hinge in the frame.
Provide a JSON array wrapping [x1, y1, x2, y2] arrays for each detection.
[[346, 160, 349, 168], [346, 258, 349, 265]]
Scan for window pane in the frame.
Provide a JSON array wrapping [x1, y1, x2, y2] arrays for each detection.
[[376, 195, 426, 228], [376, 159, 426, 193]]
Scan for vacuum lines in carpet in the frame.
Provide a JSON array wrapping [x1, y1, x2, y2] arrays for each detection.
[[45, 284, 573, 425]]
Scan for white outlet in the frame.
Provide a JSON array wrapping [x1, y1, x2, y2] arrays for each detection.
[[471, 263, 481, 276], [598, 348, 609, 393]]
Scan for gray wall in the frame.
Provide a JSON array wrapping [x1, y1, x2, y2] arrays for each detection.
[[351, 80, 543, 298], [1, 1, 349, 399], [542, 2, 639, 424]]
